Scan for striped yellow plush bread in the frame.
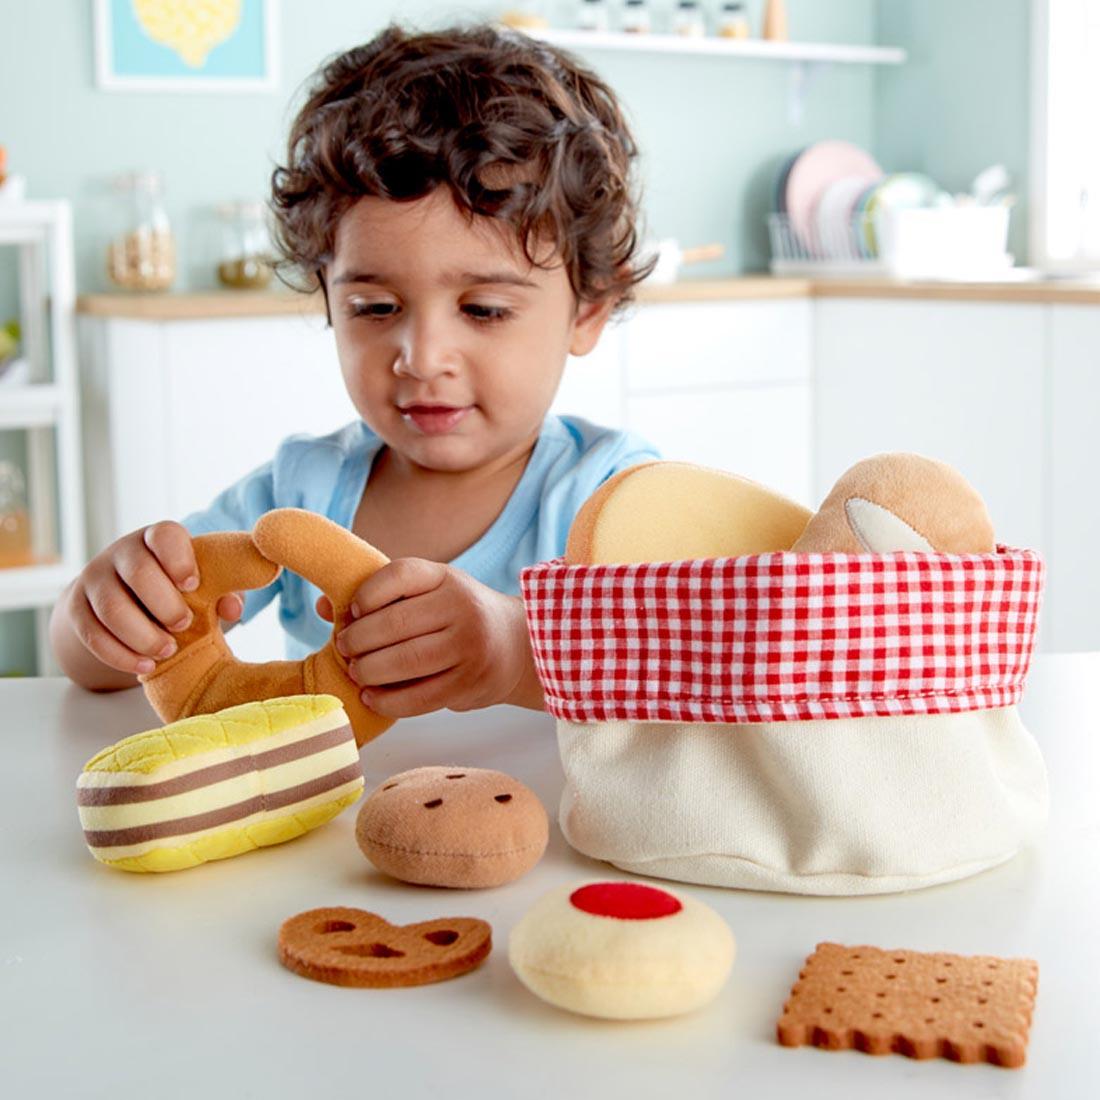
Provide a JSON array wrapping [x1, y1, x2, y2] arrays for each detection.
[[77, 695, 364, 873]]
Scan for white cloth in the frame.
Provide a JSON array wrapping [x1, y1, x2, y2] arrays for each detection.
[[556, 706, 1048, 895]]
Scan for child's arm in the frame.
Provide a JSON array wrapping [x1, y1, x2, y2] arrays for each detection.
[[321, 559, 544, 717], [49, 521, 243, 691]]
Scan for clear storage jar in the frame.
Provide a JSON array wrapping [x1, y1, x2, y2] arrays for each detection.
[[106, 171, 176, 292], [214, 201, 274, 290]]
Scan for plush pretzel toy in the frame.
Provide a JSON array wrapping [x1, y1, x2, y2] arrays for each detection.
[[139, 508, 392, 748]]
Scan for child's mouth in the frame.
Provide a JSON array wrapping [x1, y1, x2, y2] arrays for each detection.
[[400, 404, 472, 435]]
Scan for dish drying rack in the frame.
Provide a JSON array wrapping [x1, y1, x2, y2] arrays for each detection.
[[768, 206, 1013, 280]]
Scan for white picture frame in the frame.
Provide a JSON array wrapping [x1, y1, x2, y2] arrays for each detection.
[[93, 0, 279, 93]]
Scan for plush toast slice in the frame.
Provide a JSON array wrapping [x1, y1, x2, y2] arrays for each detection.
[[565, 461, 812, 565]]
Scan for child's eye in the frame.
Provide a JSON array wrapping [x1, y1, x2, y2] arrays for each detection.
[[349, 301, 398, 321], [463, 304, 513, 323]]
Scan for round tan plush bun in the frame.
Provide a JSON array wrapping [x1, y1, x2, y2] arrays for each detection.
[[509, 880, 735, 1019], [792, 453, 996, 554], [356, 766, 548, 888], [564, 461, 812, 564]]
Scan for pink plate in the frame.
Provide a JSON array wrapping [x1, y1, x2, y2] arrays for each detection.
[[784, 141, 882, 253]]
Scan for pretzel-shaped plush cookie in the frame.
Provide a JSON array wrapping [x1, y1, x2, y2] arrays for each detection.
[[139, 508, 392, 748]]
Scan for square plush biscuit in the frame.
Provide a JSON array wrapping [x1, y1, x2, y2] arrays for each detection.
[[777, 943, 1038, 1069]]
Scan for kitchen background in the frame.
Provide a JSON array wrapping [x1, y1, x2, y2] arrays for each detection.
[[2, 1, 1029, 290], [0, 0, 1079, 674]]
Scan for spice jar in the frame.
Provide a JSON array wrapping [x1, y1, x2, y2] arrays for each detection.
[[106, 171, 176, 291], [673, 0, 705, 37], [716, 1, 750, 38], [576, 0, 610, 32], [214, 201, 274, 290], [621, 0, 651, 34]]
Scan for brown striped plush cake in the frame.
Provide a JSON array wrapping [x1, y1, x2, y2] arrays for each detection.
[[77, 695, 364, 872]]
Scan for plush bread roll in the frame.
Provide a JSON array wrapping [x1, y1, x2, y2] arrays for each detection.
[[77, 695, 364, 873], [565, 461, 812, 564], [792, 453, 996, 554]]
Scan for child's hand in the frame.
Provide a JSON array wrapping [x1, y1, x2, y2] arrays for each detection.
[[58, 521, 244, 677], [318, 559, 543, 717]]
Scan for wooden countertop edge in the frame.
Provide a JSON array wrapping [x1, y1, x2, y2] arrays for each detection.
[[76, 275, 1100, 319]]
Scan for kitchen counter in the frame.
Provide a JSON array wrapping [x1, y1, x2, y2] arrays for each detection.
[[75, 274, 1100, 319], [2, 654, 1098, 1098]]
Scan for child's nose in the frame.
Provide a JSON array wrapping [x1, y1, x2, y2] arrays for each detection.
[[393, 316, 460, 380]]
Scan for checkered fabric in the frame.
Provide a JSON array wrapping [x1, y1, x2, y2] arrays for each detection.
[[520, 548, 1044, 724]]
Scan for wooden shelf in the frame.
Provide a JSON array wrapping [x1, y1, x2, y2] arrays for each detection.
[[525, 28, 906, 66], [76, 289, 323, 321]]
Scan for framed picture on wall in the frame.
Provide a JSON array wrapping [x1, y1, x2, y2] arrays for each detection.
[[94, 0, 279, 92]]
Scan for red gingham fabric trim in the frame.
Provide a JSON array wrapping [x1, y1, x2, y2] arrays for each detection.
[[520, 548, 1044, 724]]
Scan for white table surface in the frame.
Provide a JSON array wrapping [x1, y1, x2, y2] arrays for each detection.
[[2, 654, 1098, 1099]]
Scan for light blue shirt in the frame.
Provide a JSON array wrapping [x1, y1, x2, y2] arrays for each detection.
[[181, 415, 660, 659]]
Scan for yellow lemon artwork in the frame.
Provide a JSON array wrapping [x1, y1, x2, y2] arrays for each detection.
[[132, 0, 242, 69]]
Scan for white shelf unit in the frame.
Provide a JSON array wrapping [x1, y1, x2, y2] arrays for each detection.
[[527, 28, 905, 65], [524, 28, 906, 123], [0, 201, 84, 673]]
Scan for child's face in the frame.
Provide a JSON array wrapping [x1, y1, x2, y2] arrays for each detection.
[[326, 187, 615, 474]]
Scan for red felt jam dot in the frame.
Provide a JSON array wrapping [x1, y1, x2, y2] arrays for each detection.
[[569, 882, 682, 920]]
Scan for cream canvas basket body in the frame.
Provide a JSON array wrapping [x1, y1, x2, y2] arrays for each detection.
[[521, 548, 1048, 896]]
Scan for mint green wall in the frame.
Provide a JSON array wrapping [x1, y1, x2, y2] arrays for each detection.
[[874, 0, 1032, 263], [3, 0, 878, 296], [0, 1, 1035, 288]]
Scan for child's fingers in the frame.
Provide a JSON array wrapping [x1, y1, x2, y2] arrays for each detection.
[[216, 593, 244, 623], [142, 521, 200, 592], [316, 594, 334, 622], [349, 630, 454, 688], [337, 593, 449, 657], [85, 572, 180, 662], [360, 668, 464, 719], [114, 541, 193, 633], [71, 587, 162, 675], [351, 558, 448, 617]]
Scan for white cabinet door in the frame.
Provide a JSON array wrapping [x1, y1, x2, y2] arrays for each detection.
[[1048, 306, 1100, 653], [622, 298, 813, 504], [626, 385, 812, 506], [164, 315, 355, 520], [625, 300, 812, 390], [813, 300, 1046, 551]]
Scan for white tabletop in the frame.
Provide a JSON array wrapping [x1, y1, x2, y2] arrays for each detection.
[[2, 655, 1098, 1099]]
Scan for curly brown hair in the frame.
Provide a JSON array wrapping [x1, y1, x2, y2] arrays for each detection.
[[270, 22, 654, 316]]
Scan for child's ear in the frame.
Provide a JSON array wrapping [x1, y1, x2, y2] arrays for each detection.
[[568, 291, 620, 357]]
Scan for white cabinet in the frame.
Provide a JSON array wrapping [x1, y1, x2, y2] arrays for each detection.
[[627, 385, 812, 504], [81, 312, 355, 539], [1049, 306, 1100, 653], [623, 300, 813, 504], [813, 300, 1046, 551]]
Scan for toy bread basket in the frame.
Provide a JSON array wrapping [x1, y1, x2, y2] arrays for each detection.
[[521, 547, 1048, 896]]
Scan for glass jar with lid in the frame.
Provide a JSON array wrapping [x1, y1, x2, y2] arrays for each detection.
[[673, 0, 705, 37], [214, 201, 275, 290], [621, 0, 651, 34], [576, 0, 610, 32], [0, 460, 32, 569], [716, 1, 750, 38], [106, 170, 176, 292]]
